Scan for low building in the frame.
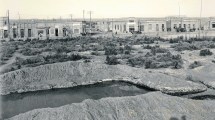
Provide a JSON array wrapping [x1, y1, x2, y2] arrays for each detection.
[[1, 16, 215, 41]]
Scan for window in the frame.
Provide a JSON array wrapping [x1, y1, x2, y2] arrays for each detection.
[[20, 29, 24, 38], [140, 25, 144, 31], [28, 29, 31, 37], [115, 25, 117, 30], [148, 24, 152, 30], [46, 28, 49, 35], [184, 24, 186, 28], [55, 28, 58, 36], [63, 28, 66, 37], [129, 25, 135, 32], [117, 25, 119, 30], [162, 24, 165, 31], [124, 24, 126, 31], [156, 24, 159, 31], [179, 24, 181, 28], [193, 24, 196, 28], [38, 30, 43, 34], [13, 28, 17, 38], [4, 30, 8, 38], [51, 28, 54, 34], [74, 29, 79, 34], [188, 24, 191, 28], [174, 24, 177, 29], [129, 20, 134, 22], [212, 24, 215, 28]]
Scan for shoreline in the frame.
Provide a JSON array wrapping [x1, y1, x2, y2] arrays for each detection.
[[0, 61, 207, 95]]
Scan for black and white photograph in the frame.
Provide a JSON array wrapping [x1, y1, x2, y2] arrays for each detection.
[[0, 0, 215, 119]]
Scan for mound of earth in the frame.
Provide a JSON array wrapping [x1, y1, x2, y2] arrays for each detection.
[[0, 61, 206, 95], [187, 64, 215, 89], [7, 92, 215, 120]]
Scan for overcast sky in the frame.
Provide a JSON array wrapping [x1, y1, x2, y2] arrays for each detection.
[[1, 0, 215, 19]]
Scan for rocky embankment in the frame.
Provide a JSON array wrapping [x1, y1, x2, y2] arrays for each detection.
[[7, 92, 215, 120], [0, 61, 206, 95]]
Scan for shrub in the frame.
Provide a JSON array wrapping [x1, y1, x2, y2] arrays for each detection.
[[1, 46, 16, 61], [152, 47, 169, 53], [20, 48, 42, 56], [124, 50, 130, 55], [91, 51, 100, 56], [128, 55, 145, 67], [84, 59, 91, 63], [143, 45, 152, 49], [169, 38, 180, 43], [143, 37, 154, 44], [15, 56, 45, 67], [189, 61, 202, 69], [199, 49, 213, 56], [105, 55, 120, 65], [104, 45, 118, 55], [127, 52, 183, 69]]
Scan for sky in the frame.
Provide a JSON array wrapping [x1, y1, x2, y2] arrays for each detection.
[[0, 0, 215, 19]]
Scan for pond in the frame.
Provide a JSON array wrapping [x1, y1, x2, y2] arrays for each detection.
[[190, 95, 215, 100], [0, 81, 154, 119]]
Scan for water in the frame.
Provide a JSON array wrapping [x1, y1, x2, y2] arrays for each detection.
[[190, 95, 215, 100], [0, 81, 153, 119]]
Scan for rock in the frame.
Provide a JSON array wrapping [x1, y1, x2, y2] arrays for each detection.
[[0, 61, 206, 95], [7, 92, 215, 120]]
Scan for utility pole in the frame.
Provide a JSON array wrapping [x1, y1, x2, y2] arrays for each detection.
[[112, 18, 114, 38], [199, 0, 203, 38], [83, 10, 85, 21], [18, 12, 20, 38], [178, 2, 182, 30], [88, 11, 93, 37], [70, 14, 73, 37], [7, 10, 11, 40]]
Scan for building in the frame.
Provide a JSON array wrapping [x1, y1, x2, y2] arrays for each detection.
[[1, 16, 215, 41]]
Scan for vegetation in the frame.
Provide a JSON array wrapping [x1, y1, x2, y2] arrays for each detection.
[[1, 36, 215, 74], [105, 55, 120, 65], [199, 49, 213, 56], [189, 61, 202, 69], [128, 51, 183, 69]]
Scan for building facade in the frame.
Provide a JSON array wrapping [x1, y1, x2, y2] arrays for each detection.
[[1, 16, 215, 40]]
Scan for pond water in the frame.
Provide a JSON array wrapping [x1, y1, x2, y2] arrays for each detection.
[[190, 95, 215, 100], [0, 81, 153, 119]]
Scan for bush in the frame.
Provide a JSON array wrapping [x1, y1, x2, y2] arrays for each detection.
[[128, 55, 145, 67], [44, 53, 88, 63], [127, 52, 183, 69], [189, 61, 202, 69], [143, 45, 152, 49], [1, 46, 16, 61], [104, 45, 118, 55], [20, 48, 42, 56], [169, 38, 180, 43], [151, 47, 169, 54], [199, 49, 213, 56], [91, 51, 100, 56], [15, 56, 45, 67], [105, 55, 120, 65], [124, 50, 130, 55], [143, 37, 154, 44]]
